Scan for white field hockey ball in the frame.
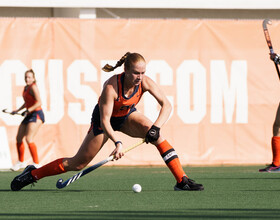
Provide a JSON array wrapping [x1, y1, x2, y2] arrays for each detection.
[[132, 184, 142, 193]]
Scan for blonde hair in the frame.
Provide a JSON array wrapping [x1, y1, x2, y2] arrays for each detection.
[[102, 52, 145, 72]]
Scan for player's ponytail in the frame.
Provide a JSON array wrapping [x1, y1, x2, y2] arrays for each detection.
[[102, 52, 131, 72]]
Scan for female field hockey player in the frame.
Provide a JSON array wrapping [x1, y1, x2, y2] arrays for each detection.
[[11, 69, 45, 171], [11, 52, 204, 191], [259, 52, 280, 172]]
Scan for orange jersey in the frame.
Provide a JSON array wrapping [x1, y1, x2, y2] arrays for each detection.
[[110, 72, 143, 117], [23, 83, 41, 111]]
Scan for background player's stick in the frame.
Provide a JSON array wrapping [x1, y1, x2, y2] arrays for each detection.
[[2, 109, 21, 115], [56, 139, 145, 189], [263, 19, 280, 80]]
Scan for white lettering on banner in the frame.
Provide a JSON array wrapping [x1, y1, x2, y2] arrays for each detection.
[[0, 59, 248, 126], [68, 60, 98, 124], [0, 127, 12, 169], [210, 60, 248, 123], [32, 60, 64, 124], [177, 60, 207, 124], [0, 60, 26, 125], [144, 60, 174, 122]]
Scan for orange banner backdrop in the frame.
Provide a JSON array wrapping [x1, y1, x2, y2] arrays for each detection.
[[0, 18, 279, 166]]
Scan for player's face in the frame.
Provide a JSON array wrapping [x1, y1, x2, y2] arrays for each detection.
[[25, 72, 35, 85], [126, 61, 146, 86]]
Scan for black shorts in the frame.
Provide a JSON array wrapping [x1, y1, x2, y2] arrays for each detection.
[[89, 104, 136, 136], [21, 109, 45, 124]]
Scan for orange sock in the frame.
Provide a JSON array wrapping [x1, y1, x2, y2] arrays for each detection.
[[28, 142, 39, 164], [272, 136, 280, 166], [31, 158, 66, 180], [156, 140, 187, 183], [16, 142, 25, 162]]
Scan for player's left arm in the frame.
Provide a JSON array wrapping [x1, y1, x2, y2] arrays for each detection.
[[142, 75, 172, 128]]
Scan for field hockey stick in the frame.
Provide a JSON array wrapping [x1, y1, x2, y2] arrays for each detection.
[[2, 109, 22, 115], [56, 139, 145, 189], [263, 19, 280, 80]]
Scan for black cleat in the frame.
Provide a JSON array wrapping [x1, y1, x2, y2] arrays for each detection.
[[10, 165, 37, 191], [259, 163, 280, 172], [174, 176, 204, 191]]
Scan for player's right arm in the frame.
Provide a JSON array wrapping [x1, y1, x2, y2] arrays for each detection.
[[99, 76, 124, 159]]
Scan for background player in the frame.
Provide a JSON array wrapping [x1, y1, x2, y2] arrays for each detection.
[[259, 53, 280, 172], [10, 69, 45, 171]]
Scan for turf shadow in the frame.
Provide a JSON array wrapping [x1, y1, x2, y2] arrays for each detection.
[[2, 209, 278, 219]]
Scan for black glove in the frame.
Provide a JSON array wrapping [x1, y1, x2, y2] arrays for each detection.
[[271, 53, 280, 64], [274, 54, 280, 64], [11, 111, 17, 115], [145, 125, 160, 143], [21, 110, 29, 117]]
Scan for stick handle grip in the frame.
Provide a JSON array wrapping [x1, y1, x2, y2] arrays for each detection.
[[111, 139, 145, 160], [124, 139, 145, 153]]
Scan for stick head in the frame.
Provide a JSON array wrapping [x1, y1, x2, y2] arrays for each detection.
[[263, 19, 272, 29], [2, 109, 7, 113], [56, 178, 64, 189]]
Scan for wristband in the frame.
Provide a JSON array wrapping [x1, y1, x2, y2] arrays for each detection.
[[115, 141, 122, 147]]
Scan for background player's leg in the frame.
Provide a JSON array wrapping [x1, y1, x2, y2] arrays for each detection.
[[260, 103, 280, 172], [11, 124, 27, 171], [25, 120, 42, 166]]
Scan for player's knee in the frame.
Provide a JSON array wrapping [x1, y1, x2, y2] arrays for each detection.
[[25, 136, 33, 144], [273, 123, 280, 136], [16, 136, 22, 143], [16, 133, 24, 142]]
